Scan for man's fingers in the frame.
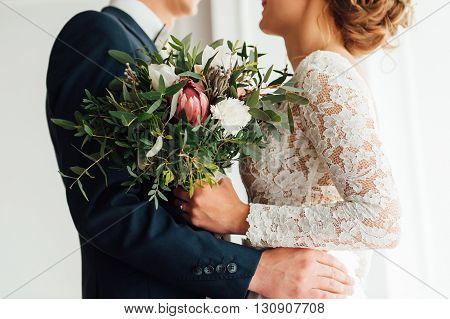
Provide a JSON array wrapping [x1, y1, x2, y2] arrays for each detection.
[[311, 289, 346, 299], [317, 263, 354, 285], [316, 253, 348, 274], [173, 188, 190, 201], [314, 277, 354, 295]]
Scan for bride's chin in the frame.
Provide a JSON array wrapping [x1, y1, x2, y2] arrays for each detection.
[[259, 22, 280, 37], [259, 18, 273, 35]]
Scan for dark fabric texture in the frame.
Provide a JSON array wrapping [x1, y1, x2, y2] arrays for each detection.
[[46, 6, 262, 299]]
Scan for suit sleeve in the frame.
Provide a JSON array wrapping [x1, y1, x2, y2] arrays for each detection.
[[46, 11, 262, 299]]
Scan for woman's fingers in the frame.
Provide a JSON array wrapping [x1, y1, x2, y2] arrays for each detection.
[[173, 187, 190, 201], [316, 262, 354, 286], [314, 277, 354, 295]]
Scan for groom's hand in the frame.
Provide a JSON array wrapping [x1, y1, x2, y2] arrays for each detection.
[[249, 248, 354, 299]]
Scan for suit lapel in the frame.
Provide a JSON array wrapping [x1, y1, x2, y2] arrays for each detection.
[[102, 6, 157, 54]]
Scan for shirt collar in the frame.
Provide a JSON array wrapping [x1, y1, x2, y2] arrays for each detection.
[[109, 0, 166, 44]]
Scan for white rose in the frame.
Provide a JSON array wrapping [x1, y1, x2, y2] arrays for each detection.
[[148, 64, 179, 91], [202, 45, 237, 69], [211, 98, 252, 136]]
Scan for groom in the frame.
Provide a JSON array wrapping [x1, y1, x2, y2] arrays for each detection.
[[46, 0, 352, 298]]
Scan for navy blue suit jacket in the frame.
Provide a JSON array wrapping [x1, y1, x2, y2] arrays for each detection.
[[46, 6, 262, 299]]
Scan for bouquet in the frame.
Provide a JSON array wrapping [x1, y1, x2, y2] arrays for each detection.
[[51, 35, 307, 207]]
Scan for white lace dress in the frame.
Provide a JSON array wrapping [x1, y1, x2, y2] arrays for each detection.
[[239, 50, 401, 299]]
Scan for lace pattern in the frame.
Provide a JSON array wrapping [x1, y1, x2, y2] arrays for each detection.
[[240, 51, 401, 250]]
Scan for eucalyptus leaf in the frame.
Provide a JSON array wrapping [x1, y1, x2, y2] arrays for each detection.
[[169, 91, 180, 120], [249, 108, 271, 122], [146, 136, 163, 158], [108, 50, 134, 65], [109, 111, 136, 127], [51, 119, 77, 130], [77, 180, 89, 201], [246, 89, 260, 108], [177, 71, 203, 81], [264, 110, 282, 122]]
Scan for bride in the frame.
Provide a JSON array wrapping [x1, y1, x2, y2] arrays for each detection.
[[174, 0, 412, 298]]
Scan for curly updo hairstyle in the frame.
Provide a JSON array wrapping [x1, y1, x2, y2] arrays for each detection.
[[328, 0, 413, 55]]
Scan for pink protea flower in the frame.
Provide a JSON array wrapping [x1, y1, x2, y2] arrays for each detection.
[[175, 78, 209, 125]]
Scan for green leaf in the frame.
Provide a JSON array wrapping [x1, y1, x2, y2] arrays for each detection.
[[209, 39, 224, 49], [261, 94, 286, 104], [146, 99, 162, 115], [169, 91, 180, 120], [127, 166, 138, 178], [58, 171, 74, 179], [281, 85, 303, 93], [263, 65, 273, 83], [77, 180, 89, 201], [165, 80, 187, 96], [158, 191, 168, 202], [170, 35, 184, 47], [138, 112, 152, 122], [141, 91, 162, 101], [181, 33, 192, 47], [51, 119, 77, 130], [83, 124, 94, 136], [109, 111, 137, 127], [241, 42, 248, 59], [108, 77, 123, 91], [122, 82, 131, 101], [70, 166, 85, 176], [115, 141, 129, 148], [264, 110, 282, 122], [286, 93, 309, 105], [269, 74, 288, 86], [146, 136, 163, 158], [158, 75, 166, 93], [108, 50, 134, 65], [246, 89, 260, 108], [249, 108, 271, 122], [241, 143, 262, 161], [230, 86, 238, 98], [287, 105, 295, 134], [177, 71, 203, 81], [203, 52, 219, 74]]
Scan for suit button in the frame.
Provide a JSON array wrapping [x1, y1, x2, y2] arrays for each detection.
[[204, 265, 214, 275], [227, 262, 237, 273], [216, 264, 226, 274], [193, 266, 203, 276]]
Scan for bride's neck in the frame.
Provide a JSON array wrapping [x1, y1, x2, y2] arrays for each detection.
[[283, 6, 345, 70]]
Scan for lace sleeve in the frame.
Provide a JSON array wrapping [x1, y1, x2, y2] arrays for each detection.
[[245, 57, 401, 250]]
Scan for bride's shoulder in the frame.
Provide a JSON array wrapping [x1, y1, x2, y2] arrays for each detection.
[[294, 50, 368, 93]]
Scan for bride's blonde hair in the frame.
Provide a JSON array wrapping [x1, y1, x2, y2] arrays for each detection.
[[327, 0, 413, 55]]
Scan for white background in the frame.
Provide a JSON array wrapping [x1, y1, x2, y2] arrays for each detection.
[[0, 0, 449, 299]]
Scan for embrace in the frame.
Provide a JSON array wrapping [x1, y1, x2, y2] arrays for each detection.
[[46, 0, 412, 299]]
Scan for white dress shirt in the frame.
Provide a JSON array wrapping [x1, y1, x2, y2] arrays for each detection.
[[109, 0, 165, 43]]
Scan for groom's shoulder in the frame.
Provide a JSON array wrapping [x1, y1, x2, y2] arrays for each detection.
[[59, 10, 126, 42]]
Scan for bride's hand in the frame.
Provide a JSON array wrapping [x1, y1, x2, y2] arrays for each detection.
[[173, 177, 250, 235]]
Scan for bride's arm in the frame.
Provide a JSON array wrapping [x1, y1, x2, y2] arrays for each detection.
[[245, 66, 401, 250]]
